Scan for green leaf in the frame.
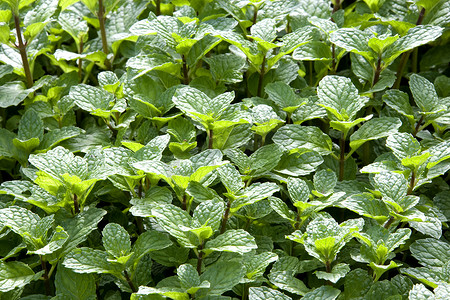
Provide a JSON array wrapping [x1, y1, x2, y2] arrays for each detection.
[[426, 141, 450, 168], [341, 193, 390, 221], [250, 19, 276, 42], [368, 35, 399, 55], [410, 238, 450, 268], [265, 81, 305, 113], [243, 251, 278, 280], [192, 200, 224, 232], [302, 285, 340, 300], [173, 86, 235, 127], [55, 263, 96, 300], [178, 263, 209, 294], [58, 8, 89, 44], [63, 247, 124, 275], [288, 215, 364, 263], [0, 206, 45, 246], [249, 286, 291, 300], [152, 204, 194, 247], [383, 25, 443, 64], [0, 261, 43, 292], [313, 169, 337, 196], [315, 263, 350, 283], [69, 84, 113, 115], [349, 117, 401, 151], [269, 270, 310, 296], [269, 196, 296, 223], [200, 261, 244, 295], [247, 144, 282, 177], [131, 230, 172, 264], [274, 151, 324, 177], [17, 109, 44, 142], [56, 208, 106, 257], [409, 74, 442, 113], [231, 182, 279, 212], [217, 163, 244, 195], [317, 75, 369, 122], [273, 125, 333, 155], [385, 132, 421, 160], [329, 28, 375, 62], [204, 229, 257, 255], [373, 171, 408, 204], [102, 223, 131, 259], [343, 269, 373, 299], [288, 177, 310, 203], [203, 53, 246, 84], [293, 41, 332, 61], [408, 283, 434, 300]]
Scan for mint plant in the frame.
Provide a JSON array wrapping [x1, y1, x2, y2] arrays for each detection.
[[0, 0, 449, 298]]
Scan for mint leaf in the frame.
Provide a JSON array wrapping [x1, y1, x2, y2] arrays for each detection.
[[55, 263, 96, 300], [265, 81, 305, 114], [63, 248, 124, 275], [249, 286, 291, 300], [192, 200, 224, 232], [204, 229, 257, 255], [273, 125, 333, 155], [302, 285, 341, 300], [373, 171, 408, 203], [217, 163, 244, 195], [317, 75, 369, 121], [330, 28, 374, 62], [0, 261, 43, 292], [383, 25, 443, 64], [315, 263, 350, 283], [410, 238, 450, 268], [269, 270, 310, 296], [313, 169, 337, 196], [200, 261, 244, 295], [409, 73, 443, 113], [349, 117, 401, 151], [102, 223, 131, 259], [386, 132, 421, 160]]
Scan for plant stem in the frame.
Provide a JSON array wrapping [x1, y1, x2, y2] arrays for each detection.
[[295, 208, 301, 230], [196, 241, 204, 275], [208, 129, 213, 149], [40, 256, 51, 296], [338, 132, 346, 181], [123, 269, 137, 292], [243, 218, 252, 231], [220, 200, 231, 234], [182, 54, 189, 85], [155, 0, 161, 15], [181, 194, 187, 210], [13, 14, 33, 88], [393, 7, 425, 89], [384, 216, 395, 229], [407, 170, 416, 195], [257, 55, 266, 97], [413, 115, 424, 137], [411, 48, 418, 74], [241, 283, 249, 300], [78, 38, 84, 83], [73, 193, 80, 214], [372, 55, 382, 87], [330, 44, 336, 74], [325, 260, 332, 273], [332, 0, 341, 14], [98, 0, 111, 70], [252, 6, 258, 24]]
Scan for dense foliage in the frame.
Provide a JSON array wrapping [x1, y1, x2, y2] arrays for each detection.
[[0, 0, 450, 299]]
